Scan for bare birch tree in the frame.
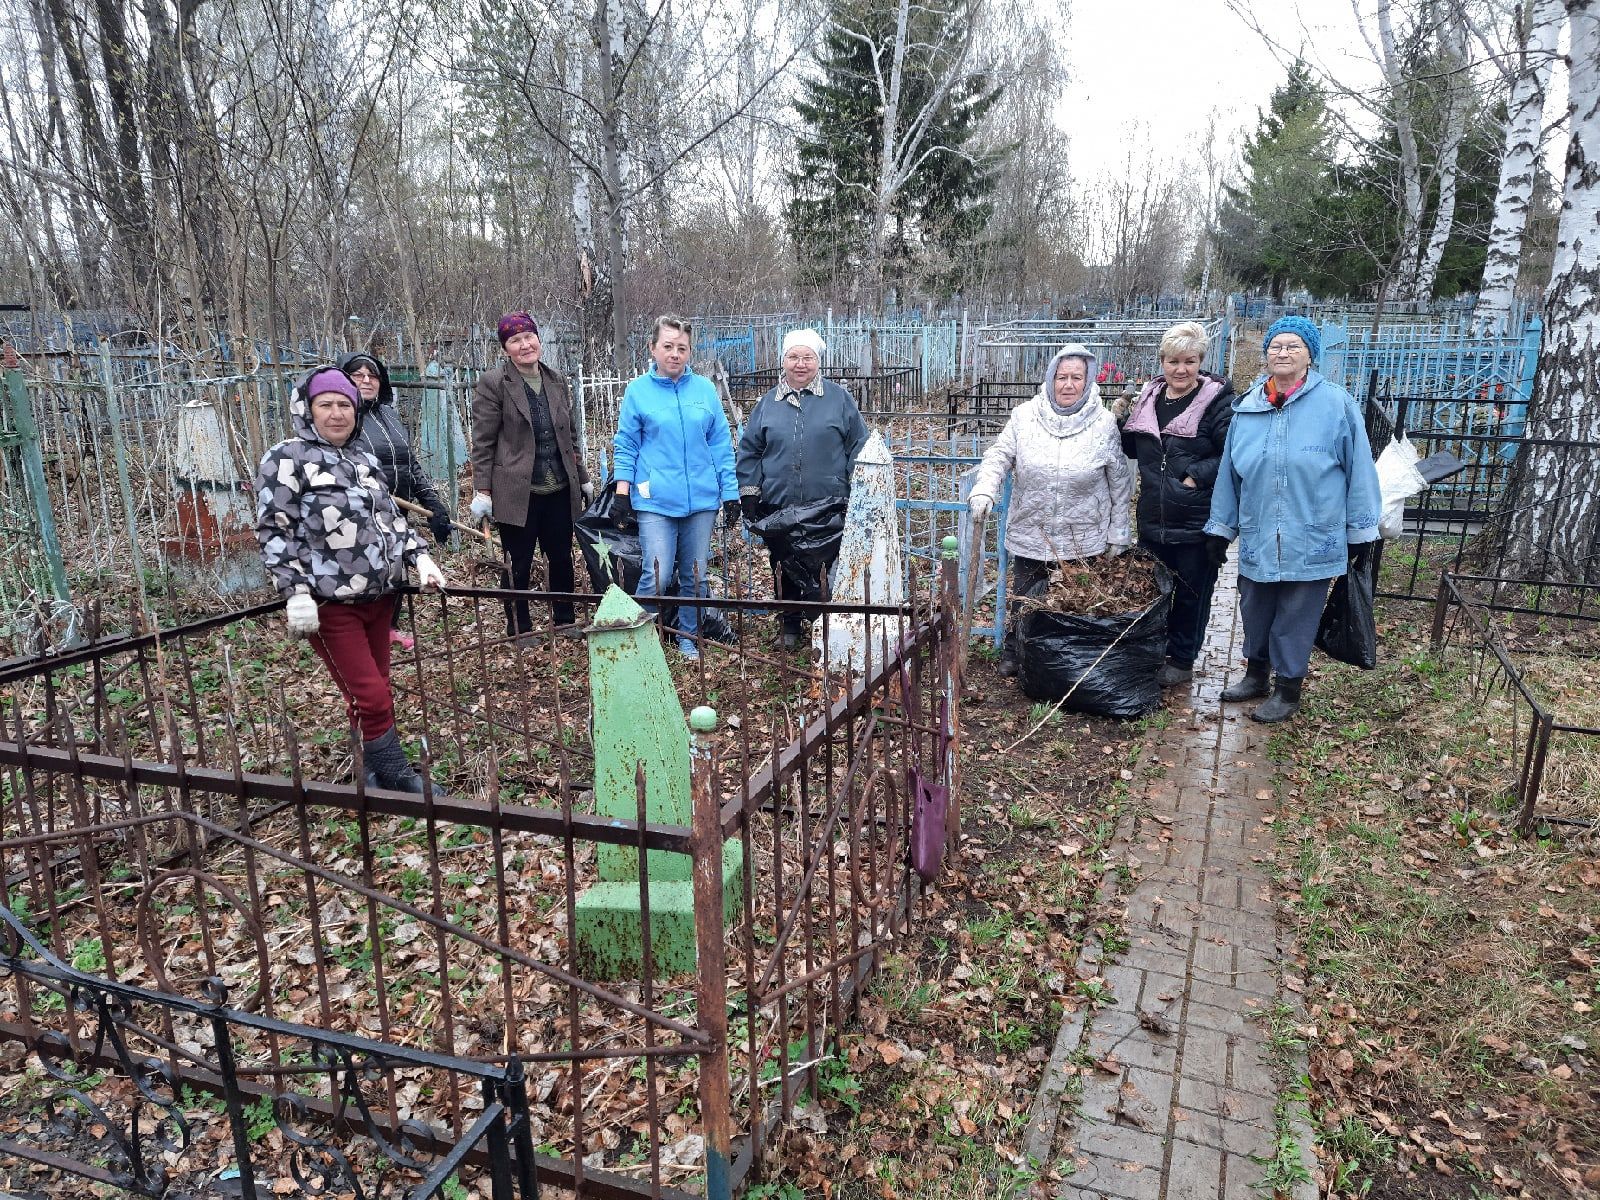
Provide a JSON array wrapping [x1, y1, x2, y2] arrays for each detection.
[[1503, 0, 1600, 577], [1473, 0, 1564, 328]]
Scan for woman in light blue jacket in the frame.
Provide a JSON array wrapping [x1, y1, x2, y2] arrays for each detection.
[[611, 314, 740, 660], [1202, 316, 1381, 723]]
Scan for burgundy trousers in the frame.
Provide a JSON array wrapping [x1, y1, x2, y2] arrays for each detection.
[[309, 595, 397, 740]]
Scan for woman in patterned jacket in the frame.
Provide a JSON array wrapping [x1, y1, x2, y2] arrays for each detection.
[[255, 366, 448, 793], [967, 343, 1134, 678]]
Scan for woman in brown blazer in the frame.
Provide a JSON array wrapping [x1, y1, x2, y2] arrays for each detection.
[[469, 312, 592, 636]]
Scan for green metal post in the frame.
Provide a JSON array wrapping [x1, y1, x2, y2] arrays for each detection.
[[689, 704, 733, 1200], [3, 365, 69, 602]]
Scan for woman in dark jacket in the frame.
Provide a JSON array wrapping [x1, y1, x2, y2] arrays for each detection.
[[469, 312, 591, 638], [1118, 321, 1235, 689], [338, 350, 453, 650], [735, 328, 869, 650]]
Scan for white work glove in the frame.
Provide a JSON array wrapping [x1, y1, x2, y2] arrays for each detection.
[[968, 494, 992, 521], [580, 480, 595, 504], [285, 593, 319, 637], [469, 491, 493, 520], [416, 554, 446, 591]]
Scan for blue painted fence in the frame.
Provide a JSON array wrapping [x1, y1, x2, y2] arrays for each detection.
[[890, 431, 1010, 647], [1318, 314, 1542, 422]]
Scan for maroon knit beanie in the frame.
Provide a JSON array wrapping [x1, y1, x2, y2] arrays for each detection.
[[497, 312, 539, 345]]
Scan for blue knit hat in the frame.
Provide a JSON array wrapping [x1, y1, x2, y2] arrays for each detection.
[[1263, 315, 1321, 363]]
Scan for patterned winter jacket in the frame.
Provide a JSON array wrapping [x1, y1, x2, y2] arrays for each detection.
[[255, 375, 427, 601], [970, 393, 1134, 562]]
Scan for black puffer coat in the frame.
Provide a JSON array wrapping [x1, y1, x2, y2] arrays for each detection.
[[1119, 372, 1235, 544], [336, 352, 451, 542]]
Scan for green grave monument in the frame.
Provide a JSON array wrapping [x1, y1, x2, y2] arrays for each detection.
[[574, 585, 743, 978]]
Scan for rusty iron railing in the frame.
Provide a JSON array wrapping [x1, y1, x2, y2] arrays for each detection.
[[0, 555, 960, 1196], [1429, 571, 1600, 835]]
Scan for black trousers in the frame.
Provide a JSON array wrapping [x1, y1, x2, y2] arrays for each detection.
[[1002, 554, 1053, 657], [497, 490, 575, 632], [1141, 538, 1221, 668], [770, 552, 834, 632]]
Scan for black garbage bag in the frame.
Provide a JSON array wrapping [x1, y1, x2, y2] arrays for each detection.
[[576, 483, 643, 593], [1016, 564, 1172, 719], [747, 499, 847, 598], [1315, 542, 1379, 669], [574, 483, 736, 643]]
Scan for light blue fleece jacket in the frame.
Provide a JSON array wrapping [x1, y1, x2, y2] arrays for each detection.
[[612, 364, 739, 517], [1203, 370, 1382, 583]]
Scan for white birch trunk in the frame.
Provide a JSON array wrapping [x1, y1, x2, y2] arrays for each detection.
[[1476, 0, 1563, 330], [866, 0, 912, 310], [1413, 20, 1470, 302], [1506, 0, 1600, 578], [1376, 0, 1426, 301]]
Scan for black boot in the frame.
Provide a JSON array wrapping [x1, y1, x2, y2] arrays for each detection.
[[1221, 658, 1270, 702], [362, 727, 427, 794], [1156, 658, 1193, 687], [1250, 676, 1303, 724]]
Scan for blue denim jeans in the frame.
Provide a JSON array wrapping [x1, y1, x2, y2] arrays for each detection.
[[636, 508, 717, 645]]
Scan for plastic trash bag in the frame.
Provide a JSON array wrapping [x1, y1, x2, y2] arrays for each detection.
[[747, 499, 847, 598], [1315, 542, 1379, 669], [1015, 564, 1172, 719], [574, 483, 734, 642], [575, 483, 644, 593], [1375, 434, 1429, 540]]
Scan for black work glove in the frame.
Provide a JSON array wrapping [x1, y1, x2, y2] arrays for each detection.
[[737, 496, 757, 524], [722, 499, 742, 528], [1205, 534, 1231, 569], [426, 501, 453, 546], [1348, 542, 1369, 566], [612, 488, 636, 529]]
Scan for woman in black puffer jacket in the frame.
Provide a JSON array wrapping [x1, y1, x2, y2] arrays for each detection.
[[337, 351, 454, 649], [1118, 322, 1235, 689]]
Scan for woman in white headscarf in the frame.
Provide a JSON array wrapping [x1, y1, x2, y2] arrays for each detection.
[[967, 343, 1134, 678], [735, 329, 870, 650]]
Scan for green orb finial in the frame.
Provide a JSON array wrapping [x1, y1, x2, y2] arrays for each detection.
[[689, 705, 718, 733], [940, 535, 960, 559]]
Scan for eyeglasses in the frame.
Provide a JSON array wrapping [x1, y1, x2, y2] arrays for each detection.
[[1267, 343, 1307, 356]]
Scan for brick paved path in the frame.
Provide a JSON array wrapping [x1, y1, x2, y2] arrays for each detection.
[[1032, 563, 1314, 1200]]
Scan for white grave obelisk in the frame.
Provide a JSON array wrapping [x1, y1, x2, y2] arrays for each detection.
[[818, 431, 903, 671]]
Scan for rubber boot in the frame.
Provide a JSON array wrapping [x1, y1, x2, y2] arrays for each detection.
[[1156, 658, 1193, 687], [1249, 676, 1303, 724], [1221, 658, 1270, 702], [362, 727, 427, 794]]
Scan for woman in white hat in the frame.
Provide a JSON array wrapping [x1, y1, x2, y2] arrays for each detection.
[[967, 343, 1134, 678], [735, 329, 870, 650]]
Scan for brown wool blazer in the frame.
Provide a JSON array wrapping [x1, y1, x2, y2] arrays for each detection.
[[470, 359, 589, 527]]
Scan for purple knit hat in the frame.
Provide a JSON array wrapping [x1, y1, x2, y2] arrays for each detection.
[[305, 367, 358, 406], [497, 311, 540, 345]]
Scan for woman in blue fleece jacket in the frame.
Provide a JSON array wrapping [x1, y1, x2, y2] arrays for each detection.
[[1203, 315, 1382, 723], [611, 314, 740, 659]]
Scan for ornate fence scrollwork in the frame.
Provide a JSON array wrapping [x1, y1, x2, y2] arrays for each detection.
[[0, 908, 540, 1199]]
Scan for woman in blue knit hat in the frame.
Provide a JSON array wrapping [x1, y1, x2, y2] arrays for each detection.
[[1201, 316, 1382, 723]]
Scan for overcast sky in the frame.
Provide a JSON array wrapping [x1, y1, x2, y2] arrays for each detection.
[[1060, 0, 1571, 184]]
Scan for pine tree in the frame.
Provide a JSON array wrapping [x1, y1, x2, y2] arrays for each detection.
[[785, 0, 1005, 302], [1214, 61, 1336, 299]]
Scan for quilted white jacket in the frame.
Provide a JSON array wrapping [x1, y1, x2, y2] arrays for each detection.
[[970, 395, 1134, 561]]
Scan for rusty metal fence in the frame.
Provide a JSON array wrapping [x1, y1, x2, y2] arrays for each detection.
[[0, 563, 959, 1196]]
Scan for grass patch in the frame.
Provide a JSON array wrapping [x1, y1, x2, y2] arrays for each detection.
[[1270, 603, 1599, 1197]]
